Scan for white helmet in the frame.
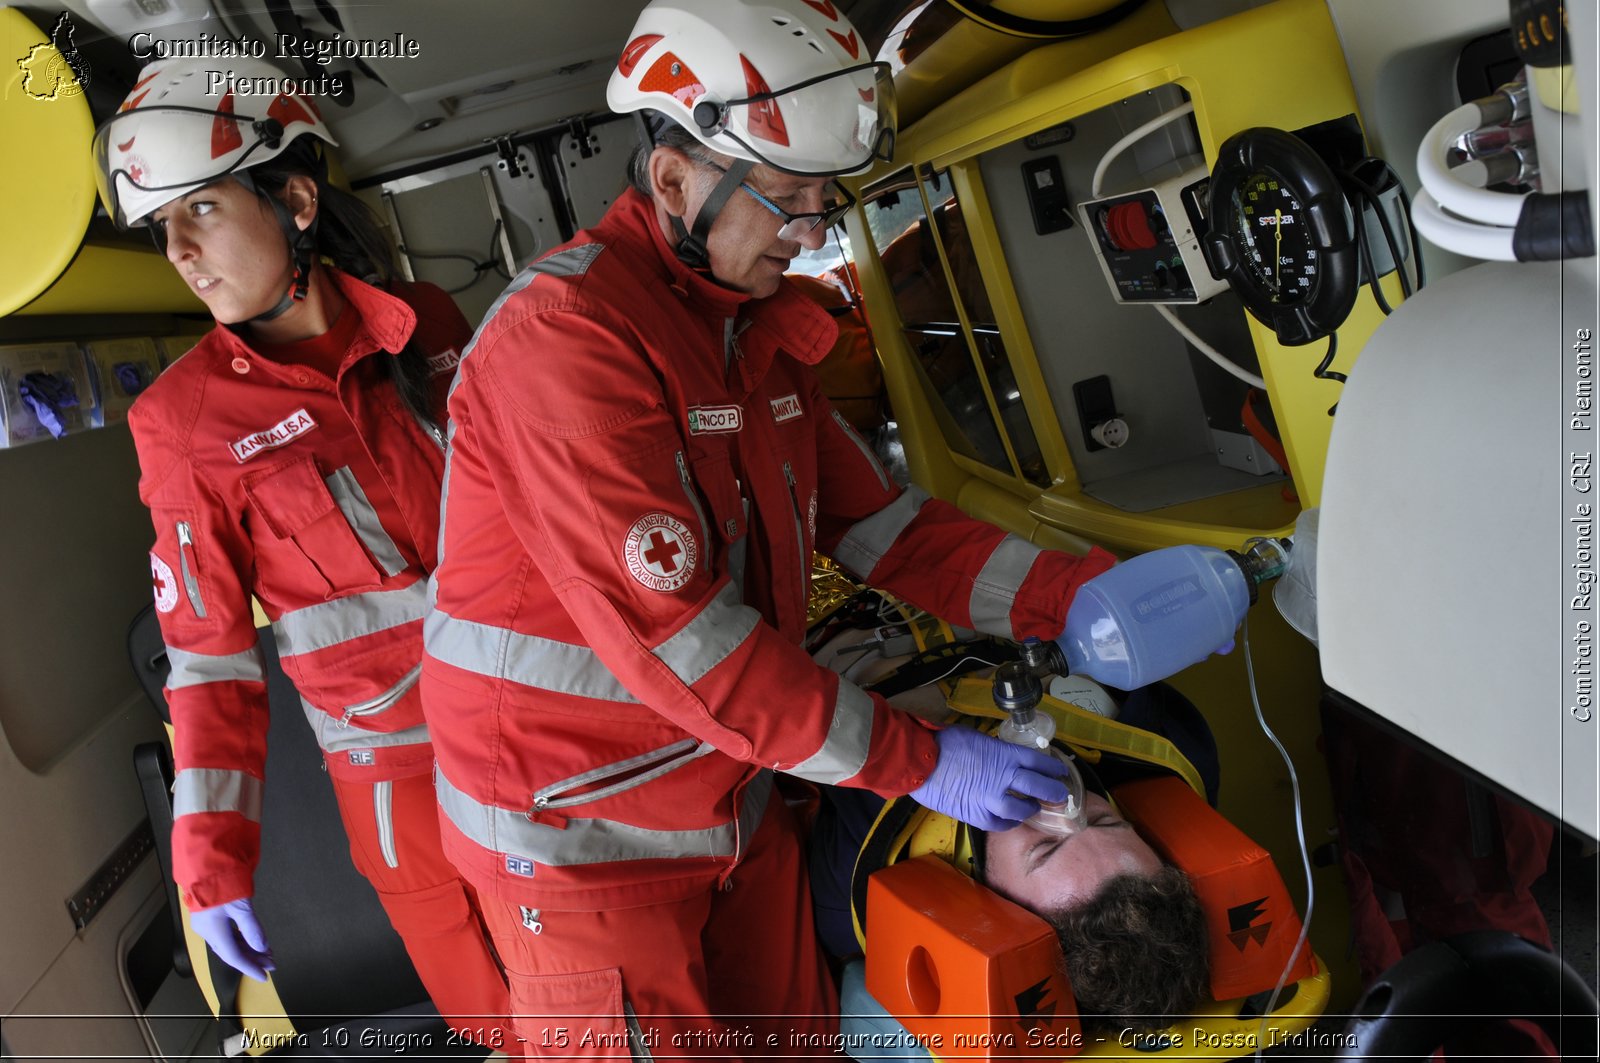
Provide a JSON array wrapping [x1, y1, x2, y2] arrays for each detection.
[[92, 56, 337, 228], [606, 0, 895, 176]]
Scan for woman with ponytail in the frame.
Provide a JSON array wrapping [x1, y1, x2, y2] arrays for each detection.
[[93, 57, 508, 1046]]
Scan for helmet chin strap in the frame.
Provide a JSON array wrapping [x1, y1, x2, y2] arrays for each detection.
[[670, 157, 754, 271], [250, 193, 317, 324], [230, 170, 318, 325]]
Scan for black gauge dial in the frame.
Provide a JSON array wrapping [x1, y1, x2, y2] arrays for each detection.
[[1204, 128, 1358, 346], [1234, 173, 1314, 303]]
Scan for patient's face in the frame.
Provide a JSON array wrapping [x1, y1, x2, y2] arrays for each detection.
[[985, 791, 1163, 914]]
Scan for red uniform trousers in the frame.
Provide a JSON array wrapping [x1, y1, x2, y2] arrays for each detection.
[[329, 768, 510, 1045], [480, 796, 836, 1060]]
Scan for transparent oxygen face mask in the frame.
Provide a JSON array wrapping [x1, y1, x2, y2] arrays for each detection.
[[1026, 745, 1088, 837]]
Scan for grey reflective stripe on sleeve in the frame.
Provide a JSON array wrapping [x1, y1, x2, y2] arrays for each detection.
[[425, 610, 640, 702], [173, 768, 263, 821], [830, 485, 930, 580], [272, 579, 428, 658], [968, 535, 1046, 640], [299, 698, 432, 755], [165, 645, 266, 690], [430, 420, 459, 589], [653, 582, 761, 687], [436, 766, 773, 867], [784, 679, 875, 784], [456, 244, 604, 375], [324, 466, 406, 577], [435, 244, 605, 577], [426, 582, 759, 699]]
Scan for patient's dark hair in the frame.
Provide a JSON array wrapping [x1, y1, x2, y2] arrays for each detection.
[[1047, 866, 1210, 1035]]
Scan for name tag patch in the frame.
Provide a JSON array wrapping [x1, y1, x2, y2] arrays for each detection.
[[230, 408, 317, 463], [687, 405, 743, 435], [426, 347, 462, 376], [770, 394, 803, 423]]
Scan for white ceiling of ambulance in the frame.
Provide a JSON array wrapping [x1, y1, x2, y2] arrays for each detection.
[[59, 0, 882, 181]]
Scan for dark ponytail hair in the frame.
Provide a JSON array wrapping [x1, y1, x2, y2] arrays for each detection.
[[248, 139, 439, 434]]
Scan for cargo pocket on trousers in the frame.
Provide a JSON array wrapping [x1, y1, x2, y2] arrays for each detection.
[[509, 967, 641, 1059]]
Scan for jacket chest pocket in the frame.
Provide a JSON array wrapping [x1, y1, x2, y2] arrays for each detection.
[[243, 456, 405, 600]]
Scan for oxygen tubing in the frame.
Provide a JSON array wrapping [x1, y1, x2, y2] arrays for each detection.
[[1090, 101, 1195, 198], [1242, 615, 1316, 1061], [1156, 304, 1266, 389]]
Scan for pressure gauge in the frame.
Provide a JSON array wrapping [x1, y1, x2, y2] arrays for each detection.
[[1203, 128, 1358, 346]]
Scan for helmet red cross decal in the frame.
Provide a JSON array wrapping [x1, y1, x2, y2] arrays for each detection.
[[624, 513, 699, 593]]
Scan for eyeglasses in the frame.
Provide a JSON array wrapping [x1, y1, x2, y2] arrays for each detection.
[[702, 160, 856, 242]]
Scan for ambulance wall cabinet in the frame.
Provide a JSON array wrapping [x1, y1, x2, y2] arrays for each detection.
[[0, 342, 99, 448]]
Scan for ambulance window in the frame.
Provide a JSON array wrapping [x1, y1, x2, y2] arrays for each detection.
[[924, 172, 1049, 488], [863, 170, 1010, 477], [863, 168, 1048, 486]]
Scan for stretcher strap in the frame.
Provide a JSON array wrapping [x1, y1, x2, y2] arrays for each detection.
[[945, 676, 1207, 798]]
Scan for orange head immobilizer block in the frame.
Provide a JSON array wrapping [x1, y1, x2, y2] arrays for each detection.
[[864, 855, 1086, 1058], [1110, 775, 1316, 1002]]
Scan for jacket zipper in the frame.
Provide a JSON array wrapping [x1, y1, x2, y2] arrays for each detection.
[[674, 451, 711, 573], [832, 409, 890, 492], [374, 781, 399, 868], [340, 662, 422, 726], [531, 739, 713, 812], [175, 521, 208, 619], [782, 462, 809, 600]]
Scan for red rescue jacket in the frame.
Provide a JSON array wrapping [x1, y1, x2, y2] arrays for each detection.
[[130, 270, 469, 909], [423, 189, 1114, 909]]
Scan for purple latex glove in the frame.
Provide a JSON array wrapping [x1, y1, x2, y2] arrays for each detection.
[[190, 898, 274, 981], [910, 726, 1070, 831], [17, 372, 77, 439]]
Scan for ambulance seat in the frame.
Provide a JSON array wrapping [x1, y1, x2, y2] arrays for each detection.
[[127, 604, 488, 1059], [858, 777, 1330, 1059], [1337, 929, 1597, 1060]]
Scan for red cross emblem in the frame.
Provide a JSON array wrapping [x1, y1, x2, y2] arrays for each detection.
[[642, 530, 684, 575], [150, 551, 179, 613], [624, 513, 698, 593]]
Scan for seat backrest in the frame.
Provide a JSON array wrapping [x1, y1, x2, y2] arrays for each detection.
[[126, 604, 429, 1029]]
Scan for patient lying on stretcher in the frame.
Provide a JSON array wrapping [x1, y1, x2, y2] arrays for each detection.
[[807, 633, 1214, 1035]]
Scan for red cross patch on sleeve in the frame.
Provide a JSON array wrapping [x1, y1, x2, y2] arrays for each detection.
[[623, 513, 698, 593]]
